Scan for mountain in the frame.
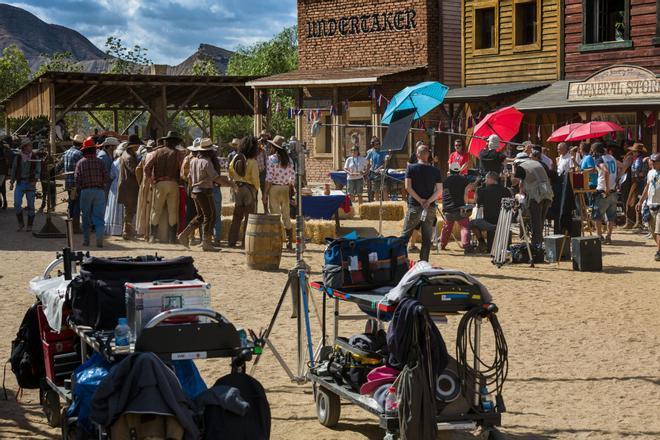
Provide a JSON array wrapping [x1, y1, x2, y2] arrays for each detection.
[[0, 3, 231, 74]]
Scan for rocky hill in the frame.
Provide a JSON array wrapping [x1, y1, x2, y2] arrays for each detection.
[[0, 3, 231, 74]]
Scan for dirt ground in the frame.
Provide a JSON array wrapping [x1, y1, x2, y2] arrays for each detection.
[[0, 196, 658, 440]]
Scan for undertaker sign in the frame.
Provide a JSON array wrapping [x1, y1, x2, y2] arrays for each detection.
[[305, 8, 417, 39]]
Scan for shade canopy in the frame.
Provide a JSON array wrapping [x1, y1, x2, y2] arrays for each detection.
[[547, 123, 584, 142], [468, 106, 524, 156], [382, 81, 448, 125], [564, 121, 624, 142]]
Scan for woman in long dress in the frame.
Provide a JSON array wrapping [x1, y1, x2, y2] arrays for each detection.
[[104, 144, 125, 236]]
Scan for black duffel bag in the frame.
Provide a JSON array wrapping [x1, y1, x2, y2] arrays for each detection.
[[68, 256, 201, 330], [509, 243, 545, 264]]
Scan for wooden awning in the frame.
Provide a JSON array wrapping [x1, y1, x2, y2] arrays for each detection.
[[246, 66, 427, 88]]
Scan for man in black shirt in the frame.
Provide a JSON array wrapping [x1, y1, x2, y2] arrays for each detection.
[[470, 172, 511, 252], [440, 162, 472, 251], [401, 144, 443, 261], [478, 134, 507, 174]]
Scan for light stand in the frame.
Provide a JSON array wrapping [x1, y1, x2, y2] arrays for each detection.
[[378, 154, 390, 237], [34, 167, 66, 238], [250, 140, 316, 383]]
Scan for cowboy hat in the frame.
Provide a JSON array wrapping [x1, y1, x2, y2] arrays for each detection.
[[650, 152, 659, 162], [514, 152, 529, 163], [159, 131, 182, 141], [19, 137, 33, 149], [230, 138, 241, 147], [268, 135, 286, 150], [146, 139, 156, 149], [80, 137, 97, 153], [72, 134, 85, 144], [101, 136, 120, 147], [188, 138, 218, 152], [628, 143, 647, 153], [127, 134, 142, 147]]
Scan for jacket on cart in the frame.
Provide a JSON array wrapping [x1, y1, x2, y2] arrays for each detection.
[[90, 352, 199, 440]]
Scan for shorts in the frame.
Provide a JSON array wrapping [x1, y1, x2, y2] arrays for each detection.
[[650, 206, 660, 235], [347, 178, 363, 196], [592, 192, 617, 222]]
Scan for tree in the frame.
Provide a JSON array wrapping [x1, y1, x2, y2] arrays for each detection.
[[0, 45, 31, 101], [105, 37, 152, 74], [191, 59, 219, 76], [34, 51, 83, 77], [227, 27, 298, 138]]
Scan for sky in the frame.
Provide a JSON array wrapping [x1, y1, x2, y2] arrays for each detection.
[[5, 0, 297, 64]]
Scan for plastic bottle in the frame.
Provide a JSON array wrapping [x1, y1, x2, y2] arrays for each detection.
[[420, 208, 428, 222], [384, 386, 398, 415], [114, 318, 131, 347], [480, 386, 493, 412]]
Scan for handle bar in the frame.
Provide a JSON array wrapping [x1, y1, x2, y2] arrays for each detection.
[[143, 308, 226, 329]]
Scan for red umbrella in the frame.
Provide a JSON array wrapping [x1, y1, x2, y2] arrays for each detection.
[[468, 106, 524, 156], [547, 123, 583, 142], [564, 121, 624, 142]]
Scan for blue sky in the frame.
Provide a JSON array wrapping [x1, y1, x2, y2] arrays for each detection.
[[6, 0, 297, 64]]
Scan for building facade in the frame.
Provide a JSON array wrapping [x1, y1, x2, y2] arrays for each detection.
[[249, 0, 461, 183]]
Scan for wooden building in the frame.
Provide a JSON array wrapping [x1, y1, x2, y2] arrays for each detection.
[[248, 0, 462, 183], [516, 0, 660, 152]]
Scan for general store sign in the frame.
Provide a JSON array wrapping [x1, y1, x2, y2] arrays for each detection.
[[568, 65, 660, 101], [305, 9, 417, 39]]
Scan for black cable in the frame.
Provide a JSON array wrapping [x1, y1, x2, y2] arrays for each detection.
[[456, 307, 508, 409]]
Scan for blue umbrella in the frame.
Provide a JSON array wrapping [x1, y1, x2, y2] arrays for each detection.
[[381, 81, 449, 125]]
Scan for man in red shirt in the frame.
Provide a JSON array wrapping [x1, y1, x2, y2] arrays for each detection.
[[448, 139, 471, 176], [74, 138, 109, 247]]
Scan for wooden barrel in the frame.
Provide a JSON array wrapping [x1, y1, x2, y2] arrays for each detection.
[[245, 214, 283, 270]]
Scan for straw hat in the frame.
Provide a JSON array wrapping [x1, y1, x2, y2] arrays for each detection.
[[101, 136, 120, 147], [230, 138, 241, 148], [268, 135, 286, 150], [514, 152, 529, 163], [188, 138, 218, 152], [72, 134, 85, 144], [628, 143, 647, 153]]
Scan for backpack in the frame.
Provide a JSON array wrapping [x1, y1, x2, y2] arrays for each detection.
[[9, 303, 45, 389], [509, 243, 544, 264], [232, 153, 247, 178]]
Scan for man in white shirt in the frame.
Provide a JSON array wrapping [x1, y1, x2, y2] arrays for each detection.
[[592, 143, 618, 244], [344, 145, 367, 204], [556, 142, 574, 176], [637, 153, 660, 261]]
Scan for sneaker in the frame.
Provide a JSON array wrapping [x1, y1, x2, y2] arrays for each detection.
[[604, 236, 612, 245]]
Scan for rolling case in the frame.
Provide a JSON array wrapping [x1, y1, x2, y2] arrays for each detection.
[[571, 237, 602, 272]]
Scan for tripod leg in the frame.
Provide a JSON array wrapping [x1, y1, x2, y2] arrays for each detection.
[[518, 209, 535, 268]]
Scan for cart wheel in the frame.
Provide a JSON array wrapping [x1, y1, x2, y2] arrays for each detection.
[[41, 388, 61, 428], [316, 386, 340, 427], [60, 407, 76, 440]]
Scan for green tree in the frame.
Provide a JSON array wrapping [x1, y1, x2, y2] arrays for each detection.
[[227, 26, 298, 138], [0, 45, 31, 101], [105, 37, 152, 74], [34, 51, 83, 77], [191, 59, 219, 76]]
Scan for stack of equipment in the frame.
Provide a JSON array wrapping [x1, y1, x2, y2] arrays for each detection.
[[544, 234, 571, 263], [571, 237, 602, 272]]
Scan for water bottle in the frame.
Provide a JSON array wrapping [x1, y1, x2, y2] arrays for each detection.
[[237, 328, 249, 348], [480, 386, 494, 412], [420, 208, 428, 222], [114, 318, 131, 347], [384, 386, 398, 416]]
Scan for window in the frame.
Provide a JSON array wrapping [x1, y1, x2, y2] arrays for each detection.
[[315, 115, 332, 155], [472, 2, 498, 53], [654, 0, 660, 45], [514, 0, 539, 47], [583, 0, 630, 45]]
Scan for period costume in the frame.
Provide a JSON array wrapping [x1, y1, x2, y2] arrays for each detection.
[[117, 135, 141, 239]]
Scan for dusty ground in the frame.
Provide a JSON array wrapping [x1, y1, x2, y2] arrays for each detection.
[[0, 194, 658, 440]]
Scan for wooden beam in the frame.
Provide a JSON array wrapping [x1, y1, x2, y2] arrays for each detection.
[[126, 86, 166, 127], [185, 110, 209, 136], [55, 84, 97, 121], [112, 109, 119, 132], [209, 110, 214, 142], [168, 87, 201, 123], [50, 78, 248, 87], [48, 81, 56, 154], [86, 110, 107, 131], [121, 111, 145, 135], [232, 86, 254, 112]]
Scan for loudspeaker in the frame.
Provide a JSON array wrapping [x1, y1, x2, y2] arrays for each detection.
[[571, 237, 602, 272], [545, 234, 571, 263], [436, 357, 472, 418]]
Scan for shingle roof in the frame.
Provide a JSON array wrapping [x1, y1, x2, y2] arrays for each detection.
[[246, 66, 427, 87], [444, 81, 550, 103]]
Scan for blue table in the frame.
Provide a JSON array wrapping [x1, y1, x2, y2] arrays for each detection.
[[301, 194, 350, 220]]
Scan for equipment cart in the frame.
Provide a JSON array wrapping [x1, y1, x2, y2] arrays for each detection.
[[31, 251, 263, 439], [308, 270, 508, 440]]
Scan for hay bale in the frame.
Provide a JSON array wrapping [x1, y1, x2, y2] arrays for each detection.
[[338, 206, 356, 220], [359, 201, 406, 221], [220, 216, 244, 241], [305, 220, 335, 244], [221, 205, 234, 217]]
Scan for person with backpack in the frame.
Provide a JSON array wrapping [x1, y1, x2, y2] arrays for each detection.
[[10, 138, 40, 232], [227, 136, 260, 248]]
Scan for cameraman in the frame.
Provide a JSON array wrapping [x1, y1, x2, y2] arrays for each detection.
[[478, 134, 507, 175], [511, 152, 553, 246]]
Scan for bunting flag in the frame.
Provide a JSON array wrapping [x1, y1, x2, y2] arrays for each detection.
[[466, 115, 473, 129], [638, 124, 643, 140], [627, 127, 633, 141], [458, 118, 463, 133], [551, 123, 555, 133], [287, 108, 293, 119], [330, 105, 336, 117], [528, 126, 532, 140], [316, 108, 321, 120], [646, 111, 657, 128], [343, 99, 350, 113], [274, 102, 281, 113], [377, 94, 383, 109], [537, 125, 542, 141]]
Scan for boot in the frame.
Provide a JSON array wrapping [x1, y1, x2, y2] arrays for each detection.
[[168, 225, 178, 244], [122, 223, 135, 240], [26, 215, 34, 232], [632, 212, 642, 231], [177, 223, 195, 248], [16, 213, 24, 231], [286, 228, 294, 250], [148, 224, 158, 243], [201, 233, 220, 252], [72, 217, 82, 234]]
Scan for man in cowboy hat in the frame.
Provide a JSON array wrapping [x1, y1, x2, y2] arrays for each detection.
[[117, 134, 141, 240], [178, 138, 235, 251], [57, 133, 85, 233], [637, 153, 660, 261], [9, 137, 40, 231], [512, 152, 553, 246], [144, 131, 183, 243], [74, 137, 109, 247]]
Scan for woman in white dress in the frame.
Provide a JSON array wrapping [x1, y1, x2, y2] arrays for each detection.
[[104, 143, 126, 236]]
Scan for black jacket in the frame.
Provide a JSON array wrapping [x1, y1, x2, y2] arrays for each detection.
[[90, 352, 199, 439]]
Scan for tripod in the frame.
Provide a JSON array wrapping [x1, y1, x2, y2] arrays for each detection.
[[491, 198, 534, 268], [250, 140, 318, 383]]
